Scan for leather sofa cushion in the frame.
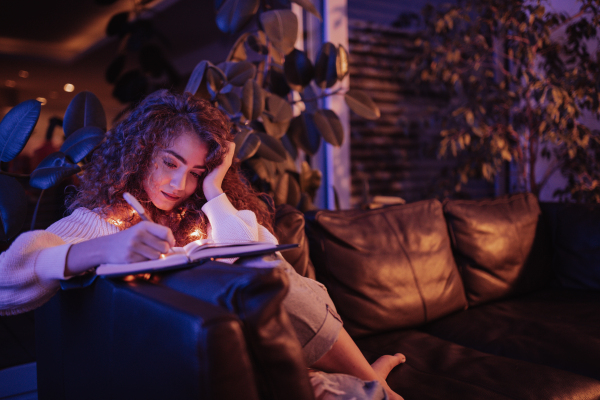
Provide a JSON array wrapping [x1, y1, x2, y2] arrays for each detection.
[[541, 202, 600, 290], [305, 199, 467, 338], [274, 204, 316, 279], [422, 288, 600, 381], [444, 193, 551, 306], [356, 329, 600, 400]]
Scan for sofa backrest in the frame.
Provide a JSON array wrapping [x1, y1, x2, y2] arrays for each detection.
[[274, 204, 316, 279], [305, 199, 468, 338], [540, 201, 600, 290]]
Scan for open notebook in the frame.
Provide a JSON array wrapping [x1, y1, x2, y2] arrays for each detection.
[[95, 241, 298, 277]]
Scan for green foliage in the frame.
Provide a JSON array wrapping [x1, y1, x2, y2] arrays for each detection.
[[0, 93, 107, 241], [409, 0, 600, 201], [185, 0, 380, 210]]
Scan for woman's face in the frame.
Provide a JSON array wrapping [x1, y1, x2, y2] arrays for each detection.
[[143, 131, 209, 211]]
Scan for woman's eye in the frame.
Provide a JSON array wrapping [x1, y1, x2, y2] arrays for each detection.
[[190, 170, 205, 179], [162, 159, 176, 168]]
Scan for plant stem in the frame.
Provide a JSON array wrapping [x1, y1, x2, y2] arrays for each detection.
[[31, 189, 45, 231]]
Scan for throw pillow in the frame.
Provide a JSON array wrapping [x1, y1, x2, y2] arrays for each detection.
[[444, 193, 552, 307], [305, 199, 467, 338]]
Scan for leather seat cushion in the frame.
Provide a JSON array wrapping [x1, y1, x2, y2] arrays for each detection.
[[444, 193, 552, 306], [305, 199, 467, 338], [422, 288, 600, 381], [356, 329, 600, 400]]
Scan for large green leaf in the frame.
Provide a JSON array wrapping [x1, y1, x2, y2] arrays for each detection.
[[185, 60, 209, 95], [106, 54, 126, 83], [274, 172, 302, 207], [60, 126, 106, 163], [29, 152, 81, 190], [220, 61, 257, 86], [106, 11, 130, 37], [274, 172, 289, 205], [344, 90, 381, 120], [284, 49, 315, 90], [260, 10, 298, 55], [314, 42, 338, 89], [216, 0, 259, 33], [266, 94, 293, 122], [226, 32, 250, 62], [281, 134, 298, 159], [262, 114, 290, 139], [248, 31, 269, 55], [313, 109, 344, 146], [0, 99, 40, 162], [337, 44, 349, 80], [256, 132, 287, 162], [206, 66, 226, 99], [288, 113, 321, 155], [242, 80, 265, 120], [63, 92, 107, 137], [291, 0, 322, 20], [0, 175, 27, 241], [216, 92, 241, 116], [266, 67, 291, 98], [234, 130, 261, 161]]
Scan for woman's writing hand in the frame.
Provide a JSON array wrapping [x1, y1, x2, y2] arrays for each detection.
[[65, 222, 175, 276], [105, 221, 175, 264], [203, 141, 235, 201]]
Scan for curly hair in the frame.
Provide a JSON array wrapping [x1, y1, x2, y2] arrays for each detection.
[[68, 90, 274, 246]]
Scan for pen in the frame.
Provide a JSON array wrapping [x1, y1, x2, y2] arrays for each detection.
[[123, 192, 153, 222]]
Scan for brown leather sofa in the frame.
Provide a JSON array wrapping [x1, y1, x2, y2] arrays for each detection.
[[36, 193, 600, 399], [305, 192, 600, 400]]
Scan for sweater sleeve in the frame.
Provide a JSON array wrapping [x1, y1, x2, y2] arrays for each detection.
[[0, 231, 70, 316], [0, 208, 119, 316], [201, 193, 278, 245]]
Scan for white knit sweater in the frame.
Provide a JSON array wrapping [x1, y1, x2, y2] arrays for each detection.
[[0, 193, 277, 316]]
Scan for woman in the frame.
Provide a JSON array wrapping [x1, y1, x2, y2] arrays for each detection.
[[0, 90, 404, 400]]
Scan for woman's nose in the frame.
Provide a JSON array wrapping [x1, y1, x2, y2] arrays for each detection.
[[170, 172, 186, 190]]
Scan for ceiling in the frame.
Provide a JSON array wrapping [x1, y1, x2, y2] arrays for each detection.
[[0, 0, 237, 138]]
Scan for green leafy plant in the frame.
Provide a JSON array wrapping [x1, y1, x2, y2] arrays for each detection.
[[183, 1, 380, 210], [0, 92, 107, 241], [408, 0, 600, 202]]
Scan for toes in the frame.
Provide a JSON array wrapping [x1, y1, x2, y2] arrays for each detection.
[[371, 353, 406, 378]]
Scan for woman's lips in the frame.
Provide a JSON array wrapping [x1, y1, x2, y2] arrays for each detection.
[[161, 191, 180, 201]]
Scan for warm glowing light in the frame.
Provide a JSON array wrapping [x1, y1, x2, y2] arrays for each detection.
[[110, 219, 123, 227], [123, 275, 136, 282], [18, 70, 29, 78], [64, 83, 75, 92], [5, 80, 15, 88], [190, 229, 202, 238], [36, 97, 47, 105], [159, 253, 166, 259]]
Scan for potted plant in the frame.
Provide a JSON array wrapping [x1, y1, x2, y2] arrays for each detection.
[[0, 93, 107, 242], [102, 0, 382, 210], [407, 0, 600, 202]]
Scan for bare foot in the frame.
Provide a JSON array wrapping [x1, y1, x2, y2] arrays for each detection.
[[371, 353, 406, 400]]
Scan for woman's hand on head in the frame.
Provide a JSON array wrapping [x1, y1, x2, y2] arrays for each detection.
[[203, 141, 235, 201], [65, 221, 175, 276]]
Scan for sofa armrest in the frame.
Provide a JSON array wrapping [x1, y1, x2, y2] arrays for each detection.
[[36, 275, 260, 400]]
